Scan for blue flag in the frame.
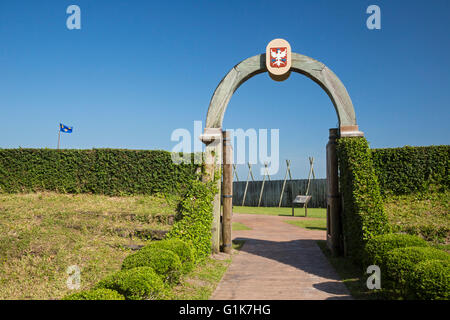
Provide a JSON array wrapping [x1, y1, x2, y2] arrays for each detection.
[[60, 123, 73, 133]]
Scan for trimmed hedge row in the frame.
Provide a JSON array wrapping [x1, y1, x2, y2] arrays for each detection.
[[166, 177, 218, 261], [364, 233, 450, 299], [372, 145, 450, 195], [385, 246, 450, 287], [144, 238, 195, 274], [409, 260, 450, 300], [337, 137, 391, 262], [364, 233, 429, 270], [121, 247, 182, 284], [0, 149, 200, 195], [96, 266, 168, 300], [63, 288, 125, 300]]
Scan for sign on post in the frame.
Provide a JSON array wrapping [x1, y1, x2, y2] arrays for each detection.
[[292, 195, 312, 217]]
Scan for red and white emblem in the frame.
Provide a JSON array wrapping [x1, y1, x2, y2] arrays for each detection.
[[270, 47, 288, 68], [266, 39, 291, 81]]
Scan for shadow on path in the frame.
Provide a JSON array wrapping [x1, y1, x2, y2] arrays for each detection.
[[211, 213, 352, 300], [234, 237, 342, 280]]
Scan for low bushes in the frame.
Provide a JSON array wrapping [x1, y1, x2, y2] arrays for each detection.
[[409, 260, 450, 300], [145, 239, 194, 274], [362, 233, 450, 299], [63, 288, 125, 300], [96, 267, 167, 300], [121, 247, 182, 285], [62, 239, 193, 300], [385, 246, 450, 284], [364, 233, 429, 270]]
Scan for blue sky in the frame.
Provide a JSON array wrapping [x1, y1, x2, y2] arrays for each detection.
[[0, 0, 449, 179]]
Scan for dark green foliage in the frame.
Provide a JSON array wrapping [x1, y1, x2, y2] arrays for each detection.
[[96, 267, 167, 300], [385, 246, 450, 286], [409, 260, 450, 300], [0, 149, 199, 195], [145, 239, 195, 274], [372, 145, 449, 195], [166, 177, 218, 261], [121, 247, 182, 284], [63, 288, 125, 300], [364, 233, 428, 270], [337, 137, 391, 262]]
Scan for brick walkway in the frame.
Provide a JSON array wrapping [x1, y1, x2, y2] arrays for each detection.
[[211, 213, 352, 300]]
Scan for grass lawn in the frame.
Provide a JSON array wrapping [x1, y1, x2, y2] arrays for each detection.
[[0, 192, 178, 300], [233, 206, 327, 231], [171, 256, 231, 300], [232, 222, 251, 231], [233, 206, 326, 219], [383, 191, 449, 244], [285, 219, 327, 231]]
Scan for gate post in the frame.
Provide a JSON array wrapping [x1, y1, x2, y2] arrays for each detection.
[[326, 128, 343, 255], [200, 128, 223, 254], [222, 131, 233, 254]]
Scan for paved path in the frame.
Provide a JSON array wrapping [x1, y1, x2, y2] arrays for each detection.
[[211, 213, 352, 300]]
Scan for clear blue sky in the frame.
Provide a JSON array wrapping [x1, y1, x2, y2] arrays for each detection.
[[1, 0, 449, 179]]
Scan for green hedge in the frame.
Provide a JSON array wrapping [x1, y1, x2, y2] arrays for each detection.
[[63, 288, 125, 300], [364, 233, 428, 270], [409, 260, 450, 300], [0, 149, 200, 195], [385, 246, 450, 288], [96, 267, 167, 300], [372, 145, 449, 195], [337, 137, 391, 262], [166, 177, 218, 261], [121, 247, 182, 285], [145, 239, 195, 274]]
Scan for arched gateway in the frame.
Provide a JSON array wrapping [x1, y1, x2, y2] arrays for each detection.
[[200, 40, 364, 255]]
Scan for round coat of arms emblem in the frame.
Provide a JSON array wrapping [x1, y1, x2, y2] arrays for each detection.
[[266, 38, 292, 81]]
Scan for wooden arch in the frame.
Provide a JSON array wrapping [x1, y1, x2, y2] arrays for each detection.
[[201, 52, 363, 254], [205, 52, 363, 136]]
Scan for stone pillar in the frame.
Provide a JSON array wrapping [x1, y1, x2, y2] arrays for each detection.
[[326, 128, 342, 255], [200, 128, 222, 254]]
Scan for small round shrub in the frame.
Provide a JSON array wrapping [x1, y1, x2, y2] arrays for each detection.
[[385, 246, 450, 286], [144, 239, 194, 274], [63, 288, 125, 300], [121, 247, 182, 284], [364, 233, 428, 270], [96, 267, 167, 300], [409, 259, 450, 300]]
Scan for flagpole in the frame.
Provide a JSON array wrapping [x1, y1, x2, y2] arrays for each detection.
[[57, 125, 61, 150]]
